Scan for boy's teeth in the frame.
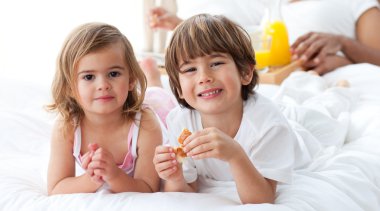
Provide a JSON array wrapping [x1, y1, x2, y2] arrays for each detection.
[[201, 90, 220, 96]]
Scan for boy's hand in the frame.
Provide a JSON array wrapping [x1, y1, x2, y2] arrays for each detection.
[[183, 127, 242, 162], [153, 145, 183, 181]]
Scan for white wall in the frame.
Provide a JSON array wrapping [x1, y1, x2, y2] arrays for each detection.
[[0, 0, 144, 85]]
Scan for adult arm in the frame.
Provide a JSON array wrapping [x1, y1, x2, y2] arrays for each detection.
[[291, 7, 380, 74]]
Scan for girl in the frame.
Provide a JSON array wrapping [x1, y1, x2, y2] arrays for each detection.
[[47, 23, 162, 194], [153, 14, 298, 204]]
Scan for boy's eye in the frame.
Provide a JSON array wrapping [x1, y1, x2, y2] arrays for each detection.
[[182, 67, 196, 73], [211, 62, 224, 68], [109, 71, 121, 77], [83, 74, 94, 81]]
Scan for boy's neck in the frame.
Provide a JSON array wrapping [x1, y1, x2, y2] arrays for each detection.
[[200, 105, 243, 138]]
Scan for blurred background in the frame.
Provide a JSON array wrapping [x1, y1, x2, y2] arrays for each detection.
[[0, 0, 143, 84]]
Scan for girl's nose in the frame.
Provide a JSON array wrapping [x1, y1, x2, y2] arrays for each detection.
[[97, 78, 111, 91]]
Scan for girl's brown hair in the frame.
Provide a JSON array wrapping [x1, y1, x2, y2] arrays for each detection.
[[47, 22, 146, 134], [165, 14, 258, 109]]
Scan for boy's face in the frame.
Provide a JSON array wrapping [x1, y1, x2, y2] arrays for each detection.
[[177, 52, 252, 115], [75, 43, 135, 116]]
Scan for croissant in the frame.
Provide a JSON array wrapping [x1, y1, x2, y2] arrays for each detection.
[[174, 128, 192, 162]]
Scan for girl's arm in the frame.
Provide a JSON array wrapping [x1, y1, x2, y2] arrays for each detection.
[[103, 109, 163, 193], [47, 121, 101, 195]]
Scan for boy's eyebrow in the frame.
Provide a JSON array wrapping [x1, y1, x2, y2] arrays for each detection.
[[178, 53, 228, 68], [179, 61, 190, 69], [209, 52, 227, 58]]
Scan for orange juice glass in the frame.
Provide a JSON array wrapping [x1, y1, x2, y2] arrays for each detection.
[[252, 35, 271, 71], [255, 50, 270, 71], [264, 20, 291, 67]]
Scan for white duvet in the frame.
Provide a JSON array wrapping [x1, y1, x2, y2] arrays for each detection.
[[1, 63, 380, 211]]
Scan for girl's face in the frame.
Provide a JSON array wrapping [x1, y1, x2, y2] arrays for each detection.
[[75, 43, 134, 116], [178, 52, 252, 115]]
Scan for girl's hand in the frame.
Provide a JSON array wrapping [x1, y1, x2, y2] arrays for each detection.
[[88, 147, 122, 184], [81, 144, 104, 185], [183, 127, 242, 162], [153, 145, 183, 181]]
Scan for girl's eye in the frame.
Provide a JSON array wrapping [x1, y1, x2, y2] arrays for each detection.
[[83, 74, 94, 81], [109, 71, 121, 77]]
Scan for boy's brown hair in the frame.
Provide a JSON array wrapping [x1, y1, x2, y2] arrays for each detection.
[[165, 14, 258, 109]]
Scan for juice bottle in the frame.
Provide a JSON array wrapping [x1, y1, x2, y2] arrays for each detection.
[[262, 0, 291, 67]]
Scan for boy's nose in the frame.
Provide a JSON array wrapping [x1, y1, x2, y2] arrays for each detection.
[[198, 69, 213, 84]]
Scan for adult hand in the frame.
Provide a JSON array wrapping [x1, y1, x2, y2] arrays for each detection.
[[183, 127, 243, 163], [291, 32, 344, 67], [304, 55, 352, 75], [149, 7, 182, 31]]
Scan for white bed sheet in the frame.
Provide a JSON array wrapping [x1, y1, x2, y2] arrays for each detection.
[[1, 63, 380, 211]]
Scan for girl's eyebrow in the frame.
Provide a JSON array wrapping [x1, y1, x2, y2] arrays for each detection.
[[77, 70, 94, 75], [77, 65, 125, 75]]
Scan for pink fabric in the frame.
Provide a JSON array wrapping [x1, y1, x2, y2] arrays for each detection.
[[145, 87, 177, 127], [74, 122, 136, 176]]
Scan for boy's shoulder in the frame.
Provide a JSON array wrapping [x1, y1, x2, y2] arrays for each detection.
[[245, 93, 288, 124], [167, 105, 194, 122]]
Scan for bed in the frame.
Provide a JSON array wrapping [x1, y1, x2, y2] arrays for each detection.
[[1, 63, 380, 211]]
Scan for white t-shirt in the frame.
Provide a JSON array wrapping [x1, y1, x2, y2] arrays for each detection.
[[166, 93, 296, 185], [283, 0, 380, 44]]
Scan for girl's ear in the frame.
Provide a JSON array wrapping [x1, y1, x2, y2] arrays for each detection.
[[129, 79, 137, 90], [241, 65, 254, 85]]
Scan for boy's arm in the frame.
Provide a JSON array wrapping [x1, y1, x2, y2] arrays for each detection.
[[47, 121, 101, 195], [163, 164, 198, 192], [228, 148, 276, 204]]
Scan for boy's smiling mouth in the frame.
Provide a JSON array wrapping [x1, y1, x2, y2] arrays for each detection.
[[198, 88, 223, 97]]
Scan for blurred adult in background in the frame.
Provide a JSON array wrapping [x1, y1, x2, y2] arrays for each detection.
[[145, 0, 380, 75], [285, 0, 380, 75]]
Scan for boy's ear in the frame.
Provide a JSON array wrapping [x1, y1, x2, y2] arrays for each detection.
[[177, 88, 184, 99], [241, 65, 254, 85]]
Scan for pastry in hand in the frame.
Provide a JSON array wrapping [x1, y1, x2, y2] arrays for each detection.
[[174, 128, 192, 162]]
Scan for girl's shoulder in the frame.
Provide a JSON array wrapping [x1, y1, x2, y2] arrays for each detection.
[[135, 107, 163, 147], [51, 117, 75, 144], [138, 106, 162, 131]]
